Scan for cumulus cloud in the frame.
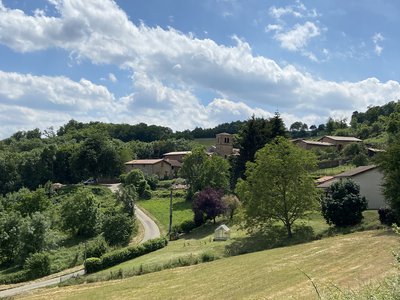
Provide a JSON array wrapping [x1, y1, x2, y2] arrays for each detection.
[[272, 21, 320, 51], [0, 0, 399, 138], [108, 73, 117, 83]]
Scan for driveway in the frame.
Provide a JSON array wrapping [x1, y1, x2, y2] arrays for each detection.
[[0, 183, 160, 298]]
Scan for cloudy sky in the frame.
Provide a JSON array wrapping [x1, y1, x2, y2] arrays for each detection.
[[0, 0, 399, 139]]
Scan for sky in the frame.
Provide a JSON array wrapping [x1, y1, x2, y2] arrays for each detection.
[[0, 0, 400, 139]]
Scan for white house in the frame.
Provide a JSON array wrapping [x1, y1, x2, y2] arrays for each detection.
[[317, 165, 385, 209]]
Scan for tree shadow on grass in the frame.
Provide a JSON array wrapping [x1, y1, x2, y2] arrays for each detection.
[[225, 225, 316, 257], [172, 201, 192, 212]]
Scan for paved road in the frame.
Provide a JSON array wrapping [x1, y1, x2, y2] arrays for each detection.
[[106, 183, 160, 242], [0, 183, 160, 299]]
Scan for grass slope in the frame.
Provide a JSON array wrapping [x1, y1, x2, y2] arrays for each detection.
[[19, 230, 398, 300], [137, 189, 193, 232]]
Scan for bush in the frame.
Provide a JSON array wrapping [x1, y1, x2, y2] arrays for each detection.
[[84, 257, 102, 273], [200, 251, 215, 262], [144, 174, 159, 190], [180, 220, 197, 233], [84, 237, 168, 273], [24, 252, 51, 278], [378, 207, 398, 226], [0, 269, 30, 284], [321, 179, 368, 227], [86, 236, 108, 258], [102, 210, 134, 246]]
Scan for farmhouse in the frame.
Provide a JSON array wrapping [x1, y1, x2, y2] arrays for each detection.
[[292, 139, 334, 150], [318, 136, 362, 151], [124, 158, 181, 179], [163, 151, 191, 163], [317, 165, 385, 209]]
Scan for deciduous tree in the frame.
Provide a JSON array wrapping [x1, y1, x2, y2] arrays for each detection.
[[236, 137, 318, 238]]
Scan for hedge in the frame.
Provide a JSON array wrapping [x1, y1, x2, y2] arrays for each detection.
[[84, 237, 168, 274]]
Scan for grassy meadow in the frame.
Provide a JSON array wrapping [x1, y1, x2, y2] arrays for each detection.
[[18, 229, 399, 300]]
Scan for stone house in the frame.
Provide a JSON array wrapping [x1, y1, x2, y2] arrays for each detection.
[[214, 133, 239, 158], [292, 139, 334, 150], [124, 158, 181, 179], [163, 151, 191, 163], [318, 136, 362, 151]]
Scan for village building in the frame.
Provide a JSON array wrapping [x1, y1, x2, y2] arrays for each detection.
[[318, 136, 362, 151], [214, 132, 239, 158], [292, 139, 334, 150], [317, 165, 385, 209], [124, 158, 181, 179], [163, 151, 191, 163]]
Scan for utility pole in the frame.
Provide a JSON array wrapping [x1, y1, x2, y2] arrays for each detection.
[[169, 187, 173, 239]]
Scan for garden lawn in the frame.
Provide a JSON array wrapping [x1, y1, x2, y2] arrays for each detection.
[[137, 189, 193, 232], [18, 230, 399, 300]]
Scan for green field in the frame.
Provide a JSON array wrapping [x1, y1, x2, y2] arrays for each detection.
[[137, 189, 193, 233], [193, 138, 215, 148], [19, 229, 399, 300]]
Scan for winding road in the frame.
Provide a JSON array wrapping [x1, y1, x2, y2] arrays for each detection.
[[0, 183, 160, 298]]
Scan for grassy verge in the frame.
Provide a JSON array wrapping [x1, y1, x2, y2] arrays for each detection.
[[137, 189, 193, 232], [18, 229, 399, 300]]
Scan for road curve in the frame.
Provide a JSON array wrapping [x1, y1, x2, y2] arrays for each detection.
[[0, 183, 160, 298]]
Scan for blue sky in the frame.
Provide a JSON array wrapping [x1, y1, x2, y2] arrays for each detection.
[[0, 0, 399, 139]]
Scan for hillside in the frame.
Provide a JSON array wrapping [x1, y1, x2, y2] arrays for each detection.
[[17, 230, 398, 299]]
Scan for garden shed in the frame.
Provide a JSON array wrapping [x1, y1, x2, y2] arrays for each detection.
[[214, 224, 230, 241]]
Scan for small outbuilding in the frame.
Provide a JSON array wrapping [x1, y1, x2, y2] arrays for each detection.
[[214, 224, 230, 241]]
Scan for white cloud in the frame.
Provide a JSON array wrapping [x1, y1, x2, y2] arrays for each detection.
[[372, 32, 384, 56], [0, 1, 399, 138], [272, 21, 320, 51], [108, 73, 117, 83], [269, 1, 319, 20]]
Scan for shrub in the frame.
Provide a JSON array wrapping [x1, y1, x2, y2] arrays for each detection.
[[378, 208, 398, 226], [200, 251, 215, 262], [86, 236, 108, 258], [24, 252, 51, 278], [144, 174, 159, 190], [102, 210, 134, 246], [84, 237, 168, 273], [179, 220, 197, 233], [321, 179, 368, 227], [84, 257, 102, 274], [0, 270, 30, 284]]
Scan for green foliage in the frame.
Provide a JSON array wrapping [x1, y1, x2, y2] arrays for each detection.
[[321, 179, 367, 226], [378, 208, 397, 226], [116, 185, 137, 216], [60, 189, 100, 237], [86, 236, 108, 258], [222, 194, 241, 219], [24, 252, 51, 278], [237, 137, 318, 238], [14, 187, 51, 217], [233, 114, 287, 185], [18, 212, 50, 262], [180, 148, 230, 199], [102, 209, 134, 246], [84, 237, 168, 274], [124, 169, 152, 199], [0, 211, 22, 264]]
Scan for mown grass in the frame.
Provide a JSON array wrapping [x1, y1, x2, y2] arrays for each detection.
[[53, 210, 382, 286], [18, 229, 399, 300], [137, 189, 193, 232]]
